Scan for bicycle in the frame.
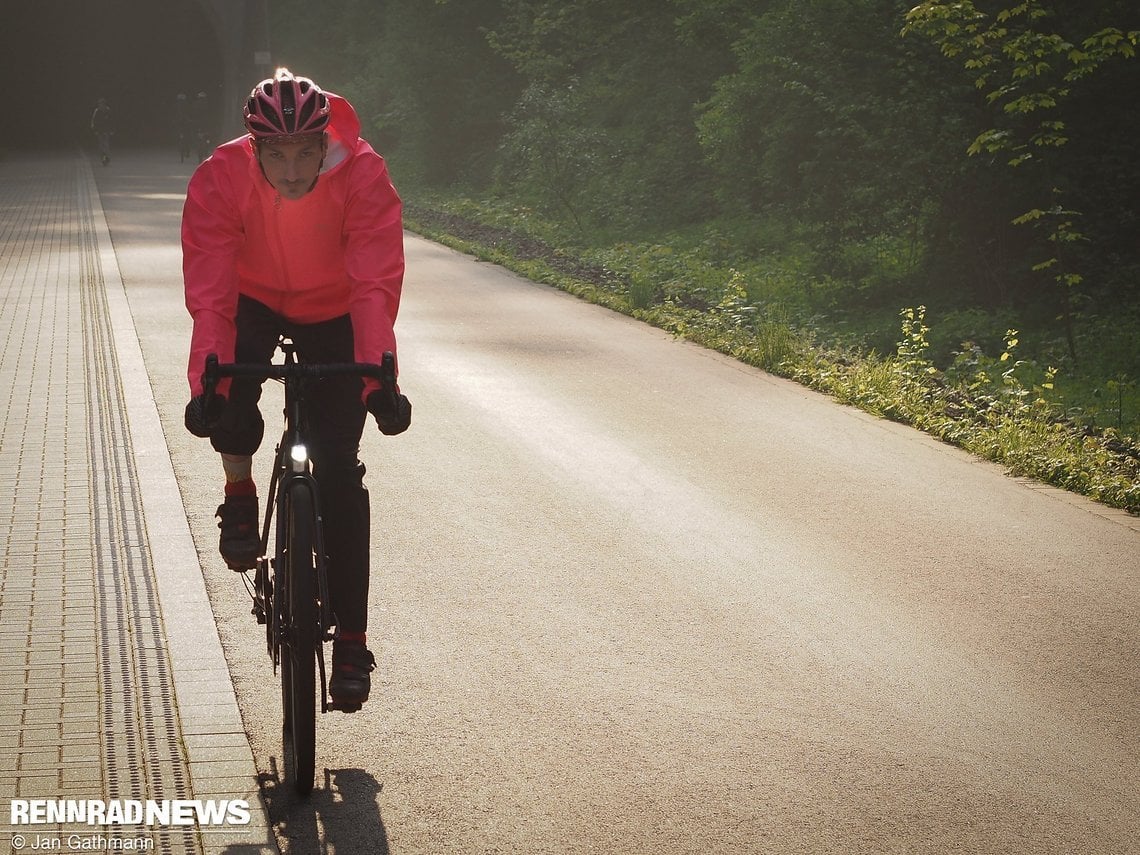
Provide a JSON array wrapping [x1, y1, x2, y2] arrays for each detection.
[[201, 337, 396, 796]]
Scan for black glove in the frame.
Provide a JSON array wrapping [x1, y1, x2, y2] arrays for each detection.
[[366, 388, 412, 436], [185, 393, 226, 438]]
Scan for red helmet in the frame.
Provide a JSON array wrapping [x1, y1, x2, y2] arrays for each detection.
[[244, 68, 330, 141]]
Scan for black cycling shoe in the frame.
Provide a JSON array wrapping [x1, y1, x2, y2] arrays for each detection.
[[215, 494, 260, 571], [329, 640, 376, 706]]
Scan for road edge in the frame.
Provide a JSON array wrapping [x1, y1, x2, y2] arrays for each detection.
[[83, 155, 278, 854]]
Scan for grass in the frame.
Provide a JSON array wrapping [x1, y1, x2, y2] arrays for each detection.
[[403, 194, 1140, 515]]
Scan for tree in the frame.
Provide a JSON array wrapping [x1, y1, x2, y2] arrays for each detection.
[[486, 0, 719, 231], [269, 0, 520, 187], [370, 0, 521, 186], [903, 0, 1140, 358], [693, 0, 976, 278]]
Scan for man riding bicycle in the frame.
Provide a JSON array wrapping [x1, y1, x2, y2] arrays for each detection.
[[91, 97, 113, 166], [181, 68, 411, 707]]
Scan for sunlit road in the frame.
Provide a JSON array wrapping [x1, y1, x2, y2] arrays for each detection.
[[98, 150, 1139, 855]]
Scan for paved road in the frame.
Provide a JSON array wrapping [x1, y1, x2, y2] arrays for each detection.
[[96, 150, 1139, 855]]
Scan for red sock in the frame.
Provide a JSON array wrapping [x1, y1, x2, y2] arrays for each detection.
[[225, 478, 257, 497], [338, 631, 366, 644]]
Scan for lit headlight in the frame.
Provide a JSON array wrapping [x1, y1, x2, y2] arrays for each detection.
[[290, 443, 308, 473]]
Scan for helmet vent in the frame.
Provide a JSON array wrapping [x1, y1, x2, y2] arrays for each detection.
[[243, 67, 330, 140]]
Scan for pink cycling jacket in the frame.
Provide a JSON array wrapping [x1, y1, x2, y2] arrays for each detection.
[[182, 92, 404, 398]]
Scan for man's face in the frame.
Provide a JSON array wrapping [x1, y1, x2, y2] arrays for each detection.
[[257, 134, 327, 200]]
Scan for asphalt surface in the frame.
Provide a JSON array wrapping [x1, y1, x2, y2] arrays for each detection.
[[95, 149, 1139, 855]]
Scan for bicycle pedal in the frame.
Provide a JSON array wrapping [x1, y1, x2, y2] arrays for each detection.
[[327, 701, 362, 714]]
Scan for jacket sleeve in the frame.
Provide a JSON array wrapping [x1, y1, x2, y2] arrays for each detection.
[[343, 148, 405, 398], [182, 156, 244, 396]]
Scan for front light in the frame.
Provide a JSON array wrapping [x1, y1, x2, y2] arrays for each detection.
[[290, 443, 308, 473]]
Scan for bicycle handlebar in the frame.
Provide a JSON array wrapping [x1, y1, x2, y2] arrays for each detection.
[[202, 351, 398, 406]]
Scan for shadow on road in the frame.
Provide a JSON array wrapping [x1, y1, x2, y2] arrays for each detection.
[[256, 759, 390, 854]]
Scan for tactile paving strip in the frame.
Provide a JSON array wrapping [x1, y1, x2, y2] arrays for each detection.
[[0, 158, 199, 854]]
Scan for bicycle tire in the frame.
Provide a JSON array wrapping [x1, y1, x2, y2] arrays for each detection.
[[280, 480, 317, 796]]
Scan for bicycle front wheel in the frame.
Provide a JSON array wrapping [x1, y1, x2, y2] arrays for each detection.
[[280, 480, 317, 796]]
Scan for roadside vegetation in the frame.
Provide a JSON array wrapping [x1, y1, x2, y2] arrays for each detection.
[[270, 0, 1140, 513]]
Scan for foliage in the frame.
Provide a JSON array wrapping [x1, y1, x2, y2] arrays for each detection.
[[268, 0, 1139, 313], [695, 1, 961, 246], [903, 0, 1140, 357], [270, 0, 520, 185], [485, 0, 720, 231], [493, 82, 608, 230]]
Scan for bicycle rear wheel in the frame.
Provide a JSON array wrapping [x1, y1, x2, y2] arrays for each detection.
[[280, 481, 317, 796]]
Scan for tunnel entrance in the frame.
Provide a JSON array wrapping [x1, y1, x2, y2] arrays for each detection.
[[2, 0, 251, 151]]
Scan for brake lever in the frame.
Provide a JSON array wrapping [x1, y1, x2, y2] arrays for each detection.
[[380, 352, 398, 406], [202, 353, 219, 407]]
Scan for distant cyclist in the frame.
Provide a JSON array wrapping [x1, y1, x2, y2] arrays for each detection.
[[90, 98, 113, 166], [181, 68, 411, 707]]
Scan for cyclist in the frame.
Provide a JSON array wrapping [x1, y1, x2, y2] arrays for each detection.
[[91, 98, 113, 166], [181, 68, 411, 707]]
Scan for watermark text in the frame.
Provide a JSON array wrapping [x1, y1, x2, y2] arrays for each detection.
[[10, 799, 250, 828]]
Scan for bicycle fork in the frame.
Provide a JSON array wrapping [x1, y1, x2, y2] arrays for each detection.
[[257, 435, 352, 713]]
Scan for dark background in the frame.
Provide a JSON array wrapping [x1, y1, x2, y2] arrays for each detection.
[[1, 0, 224, 149]]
